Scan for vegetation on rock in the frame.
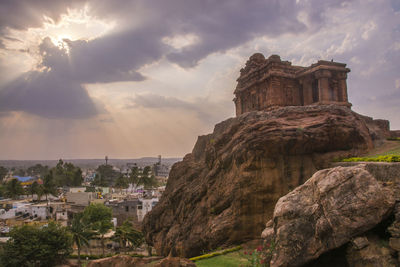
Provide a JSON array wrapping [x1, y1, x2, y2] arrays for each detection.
[[341, 155, 400, 162]]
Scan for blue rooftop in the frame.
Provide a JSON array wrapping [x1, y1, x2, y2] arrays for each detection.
[[13, 176, 34, 182]]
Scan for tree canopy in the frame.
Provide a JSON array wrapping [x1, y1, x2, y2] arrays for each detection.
[[115, 175, 129, 190], [42, 172, 57, 200], [129, 165, 157, 189], [83, 203, 113, 256], [4, 178, 24, 199], [69, 212, 94, 265], [0, 222, 72, 267], [93, 164, 120, 186], [51, 159, 83, 187], [26, 164, 49, 177], [113, 220, 143, 252], [0, 166, 8, 182]]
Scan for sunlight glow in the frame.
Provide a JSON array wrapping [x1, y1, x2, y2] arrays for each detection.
[[162, 33, 200, 49]]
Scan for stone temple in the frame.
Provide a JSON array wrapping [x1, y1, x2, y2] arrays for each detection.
[[234, 53, 352, 116]]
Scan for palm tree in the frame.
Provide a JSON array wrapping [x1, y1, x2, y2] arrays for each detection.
[[113, 220, 143, 253], [115, 175, 128, 193], [83, 203, 113, 257], [69, 213, 94, 266], [129, 166, 140, 192], [5, 178, 24, 199], [27, 181, 39, 200], [42, 173, 57, 202]]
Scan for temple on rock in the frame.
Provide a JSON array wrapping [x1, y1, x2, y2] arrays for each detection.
[[233, 53, 352, 116]]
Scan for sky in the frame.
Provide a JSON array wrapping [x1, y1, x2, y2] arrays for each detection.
[[0, 0, 399, 160]]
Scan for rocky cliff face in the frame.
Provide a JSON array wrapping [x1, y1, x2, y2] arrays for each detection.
[[143, 105, 376, 257]]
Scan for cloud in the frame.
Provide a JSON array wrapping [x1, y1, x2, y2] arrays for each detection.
[[0, 0, 84, 31], [0, 38, 98, 119], [0, 71, 98, 119], [0, 0, 393, 120], [127, 93, 232, 124]]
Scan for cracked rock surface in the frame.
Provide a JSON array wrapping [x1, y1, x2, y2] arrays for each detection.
[[268, 165, 396, 267]]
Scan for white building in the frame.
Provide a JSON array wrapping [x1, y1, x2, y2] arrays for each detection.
[[0, 201, 31, 219], [137, 197, 158, 222], [31, 203, 49, 220], [55, 210, 68, 221]]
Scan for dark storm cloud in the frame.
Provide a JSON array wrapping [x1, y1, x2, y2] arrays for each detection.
[[0, 38, 98, 119], [0, 0, 351, 119], [0, 71, 98, 119]]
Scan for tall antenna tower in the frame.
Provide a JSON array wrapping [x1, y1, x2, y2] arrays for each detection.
[[105, 155, 108, 165]]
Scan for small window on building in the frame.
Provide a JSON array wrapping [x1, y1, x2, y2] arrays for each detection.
[[125, 206, 129, 212], [138, 205, 142, 210]]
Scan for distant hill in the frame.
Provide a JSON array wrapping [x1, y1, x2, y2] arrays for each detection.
[[0, 157, 182, 170]]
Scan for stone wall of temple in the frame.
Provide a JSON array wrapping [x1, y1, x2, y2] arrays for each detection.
[[234, 53, 351, 116]]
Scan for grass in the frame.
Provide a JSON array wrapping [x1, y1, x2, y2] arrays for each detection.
[[190, 246, 242, 261], [339, 139, 400, 163], [195, 251, 248, 267], [341, 155, 400, 162], [380, 146, 400, 156]]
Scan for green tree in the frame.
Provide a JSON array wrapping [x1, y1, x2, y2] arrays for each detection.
[[13, 168, 26, 176], [129, 166, 140, 187], [83, 203, 113, 256], [113, 220, 143, 253], [72, 168, 83, 186], [26, 164, 49, 177], [51, 159, 83, 187], [140, 166, 157, 189], [4, 178, 24, 199], [42, 173, 57, 203], [0, 166, 8, 182], [0, 222, 72, 267], [115, 175, 128, 193], [27, 180, 40, 200], [93, 164, 120, 187], [69, 213, 94, 266], [0, 184, 5, 198]]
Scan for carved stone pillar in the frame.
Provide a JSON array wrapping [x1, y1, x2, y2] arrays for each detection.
[[314, 70, 332, 102], [300, 75, 313, 105], [337, 72, 348, 102]]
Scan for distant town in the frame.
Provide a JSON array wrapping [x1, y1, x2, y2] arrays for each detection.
[[0, 156, 181, 258]]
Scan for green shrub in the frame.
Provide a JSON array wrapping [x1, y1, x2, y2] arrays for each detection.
[[129, 253, 145, 258], [387, 137, 400, 141], [69, 254, 101, 260], [189, 246, 242, 261], [341, 155, 400, 162]]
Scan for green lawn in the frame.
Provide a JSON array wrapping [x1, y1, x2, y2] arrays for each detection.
[[377, 146, 400, 156], [194, 251, 249, 267]]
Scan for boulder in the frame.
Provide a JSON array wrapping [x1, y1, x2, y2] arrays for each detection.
[[268, 165, 395, 267], [143, 105, 375, 257]]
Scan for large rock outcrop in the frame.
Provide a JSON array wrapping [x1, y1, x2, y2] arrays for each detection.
[[143, 105, 376, 257], [265, 163, 399, 267]]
